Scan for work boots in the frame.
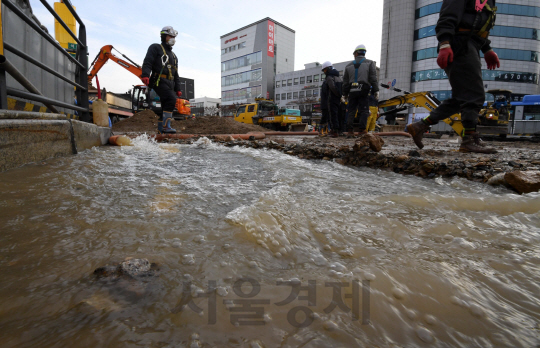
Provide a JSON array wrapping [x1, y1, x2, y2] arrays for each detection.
[[406, 121, 430, 149], [459, 132, 497, 154], [158, 112, 177, 134], [319, 124, 328, 137]]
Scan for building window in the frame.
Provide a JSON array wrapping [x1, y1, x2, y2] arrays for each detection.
[[221, 51, 263, 72], [282, 80, 286, 86], [414, 47, 540, 63], [281, 93, 286, 100], [299, 91, 305, 98], [307, 76, 312, 83], [300, 76, 305, 84], [294, 78, 299, 85], [287, 92, 292, 100], [314, 75, 319, 82], [221, 68, 263, 87], [416, 2, 540, 19], [313, 89, 319, 97], [276, 81, 280, 88], [276, 94, 280, 101], [321, 74, 325, 81], [306, 90, 312, 97], [293, 92, 298, 99], [221, 85, 263, 102], [415, 24, 540, 41], [287, 79, 292, 86]]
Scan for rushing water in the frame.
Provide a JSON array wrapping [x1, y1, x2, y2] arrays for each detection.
[[0, 137, 539, 347]]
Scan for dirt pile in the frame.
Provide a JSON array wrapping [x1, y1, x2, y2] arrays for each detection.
[[174, 116, 268, 134], [112, 110, 159, 133], [112, 112, 269, 134]]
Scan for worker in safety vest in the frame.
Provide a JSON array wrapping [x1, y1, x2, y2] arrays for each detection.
[[342, 44, 378, 138], [406, 0, 499, 153], [141, 26, 182, 134]]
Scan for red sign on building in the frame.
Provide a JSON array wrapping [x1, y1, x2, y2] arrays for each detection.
[[267, 20, 275, 57]]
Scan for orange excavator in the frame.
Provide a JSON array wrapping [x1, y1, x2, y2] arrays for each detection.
[[87, 45, 191, 118]]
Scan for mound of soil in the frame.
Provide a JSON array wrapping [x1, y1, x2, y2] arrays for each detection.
[[112, 110, 159, 133], [112, 111, 268, 134]]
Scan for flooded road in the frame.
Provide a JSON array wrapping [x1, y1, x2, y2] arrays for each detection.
[[1, 137, 539, 347]]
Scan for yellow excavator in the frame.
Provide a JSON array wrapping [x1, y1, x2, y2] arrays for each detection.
[[378, 84, 463, 136]]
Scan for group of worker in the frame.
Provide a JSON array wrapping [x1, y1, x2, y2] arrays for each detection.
[[319, 0, 500, 153], [319, 44, 379, 138], [144, 0, 500, 153]]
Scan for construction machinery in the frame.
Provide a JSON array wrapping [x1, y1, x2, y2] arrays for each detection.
[[477, 89, 512, 137], [87, 45, 190, 121], [234, 98, 307, 131], [378, 84, 464, 136]]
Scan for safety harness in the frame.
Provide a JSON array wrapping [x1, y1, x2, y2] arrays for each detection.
[[350, 58, 366, 93], [472, 0, 497, 37], [155, 45, 178, 87]]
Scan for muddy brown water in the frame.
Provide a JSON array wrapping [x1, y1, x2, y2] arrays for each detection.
[[0, 137, 539, 347]]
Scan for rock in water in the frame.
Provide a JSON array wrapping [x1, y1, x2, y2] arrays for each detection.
[[94, 258, 157, 279], [504, 171, 540, 194]]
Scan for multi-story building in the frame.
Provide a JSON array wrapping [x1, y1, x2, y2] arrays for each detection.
[[189, 97, 221, 117], [274, 62, 348, 118], [380, 0, 540, 120], [220, 18, 295, 115]]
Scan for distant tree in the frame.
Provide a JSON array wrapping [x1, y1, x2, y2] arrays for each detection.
[[204, 105, 220, 116]]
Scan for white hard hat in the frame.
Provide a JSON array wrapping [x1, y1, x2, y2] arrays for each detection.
[[354, 44, 367, 52], [161, 26, 178, 37], [321, 61, 332, 70]]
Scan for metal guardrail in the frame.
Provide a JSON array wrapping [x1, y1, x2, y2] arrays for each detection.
[[0, 0, 90, 121]]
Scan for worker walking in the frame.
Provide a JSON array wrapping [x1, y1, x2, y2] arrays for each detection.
[[342, 45, 379, 137], [406, 0, 499, 153], [141, 26, 183, 134], [321, 61, 343, 137]]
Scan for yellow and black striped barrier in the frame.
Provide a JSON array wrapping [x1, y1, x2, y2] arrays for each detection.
[[7, 97, 78, 119]]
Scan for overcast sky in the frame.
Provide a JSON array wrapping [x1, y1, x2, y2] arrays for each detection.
[[30, 0, 384, 99]]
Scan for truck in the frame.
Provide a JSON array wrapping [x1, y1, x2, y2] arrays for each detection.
[[234, 99, 307, 131]]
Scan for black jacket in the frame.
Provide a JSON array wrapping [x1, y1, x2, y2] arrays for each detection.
[[321, 68, 343, 108], [436, 0, 496, 53], [141, 42, 181, 92]]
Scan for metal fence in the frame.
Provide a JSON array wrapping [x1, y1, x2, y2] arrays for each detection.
[[0, 0, 89, 121]]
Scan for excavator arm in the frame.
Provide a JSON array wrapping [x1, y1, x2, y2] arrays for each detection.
[[87, 45, 144, 85], [378, 85, 463, 135]]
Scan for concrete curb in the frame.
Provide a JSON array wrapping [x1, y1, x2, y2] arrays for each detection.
[[0, 116, 112, 172]]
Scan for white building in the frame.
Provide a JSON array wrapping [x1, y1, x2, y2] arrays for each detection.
[[189, 97, 221, 116], [275, 61, 379, 118], [220, 17, 295, 115]]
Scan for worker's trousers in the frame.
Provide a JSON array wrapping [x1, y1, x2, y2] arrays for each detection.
[[427, 38, 485, 130], [154, 78, 177, 117], [346, 92, 370, 131]]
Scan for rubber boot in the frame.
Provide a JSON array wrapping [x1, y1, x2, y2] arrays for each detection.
[[319, 124, 328, 137], [330, 130, 339, 138], [406, 121, 430, 149], [346, 128, 356, 138], [459, 132, 497, 154], [162, 111, 176, 134], [158, 119, 164, 134]]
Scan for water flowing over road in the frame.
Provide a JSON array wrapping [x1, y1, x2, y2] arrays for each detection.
[[1, 137, 539, 347]]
